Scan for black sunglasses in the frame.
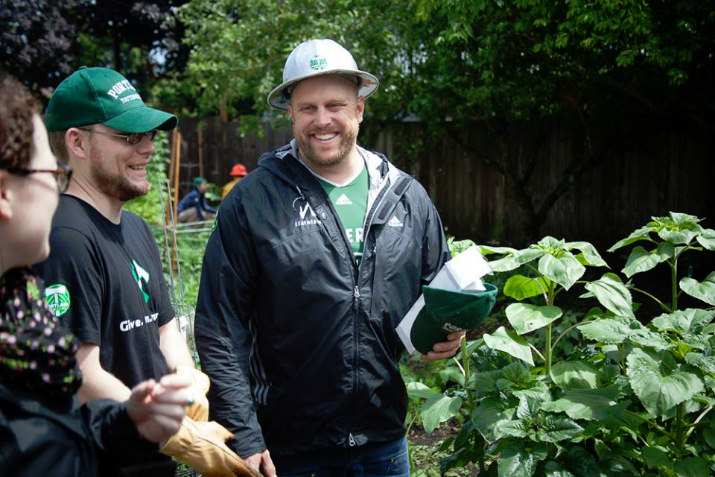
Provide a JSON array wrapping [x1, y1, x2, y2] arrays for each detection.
[[78, 127, 158, 146], [1, 163, 73, 193]]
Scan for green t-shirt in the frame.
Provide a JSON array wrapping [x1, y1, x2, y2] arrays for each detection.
[[317, 165, 369, 263]]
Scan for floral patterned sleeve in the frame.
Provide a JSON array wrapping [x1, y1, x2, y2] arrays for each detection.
[[0, 267, 83, 398]]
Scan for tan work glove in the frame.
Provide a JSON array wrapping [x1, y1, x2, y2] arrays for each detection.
[[160, 417, 260, 477], [175, 365, 210, 422]]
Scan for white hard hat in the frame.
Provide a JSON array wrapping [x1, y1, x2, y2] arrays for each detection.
[[267, 39, 379, 110]]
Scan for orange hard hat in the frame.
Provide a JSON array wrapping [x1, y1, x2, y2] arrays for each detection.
[[230, 163, 248, 177]]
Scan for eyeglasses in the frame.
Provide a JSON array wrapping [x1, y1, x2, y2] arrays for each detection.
[[78, 128, 157, 145], [1, 163, 73, 193]]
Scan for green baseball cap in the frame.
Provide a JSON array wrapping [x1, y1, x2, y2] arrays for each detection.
[[45, 67, 177, 133], [410, 283, 498, 355]]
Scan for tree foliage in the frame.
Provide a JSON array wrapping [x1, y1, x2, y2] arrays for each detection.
[[0, 0, 189, 92], [155, 0, 415, 121], [167, 0, 715, 122]]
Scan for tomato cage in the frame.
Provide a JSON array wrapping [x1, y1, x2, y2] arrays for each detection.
[[156, 177, 211, 369]]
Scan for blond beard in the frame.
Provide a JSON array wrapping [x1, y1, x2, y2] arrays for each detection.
[[294, 116, 360, 170]]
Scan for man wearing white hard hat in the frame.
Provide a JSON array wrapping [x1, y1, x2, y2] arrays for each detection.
[[195, 39, 462, 475]]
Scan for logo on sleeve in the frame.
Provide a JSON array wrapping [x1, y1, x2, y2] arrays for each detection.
[[45, 284, 71, 317], [131, 259, 151, 303]]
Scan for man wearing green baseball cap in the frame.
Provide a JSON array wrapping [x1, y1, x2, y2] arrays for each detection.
[[36, 67, 257, 477]]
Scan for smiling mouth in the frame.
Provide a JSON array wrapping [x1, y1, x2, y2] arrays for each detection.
[[313, 133, 338, 141], [128, 164, 147, 172]]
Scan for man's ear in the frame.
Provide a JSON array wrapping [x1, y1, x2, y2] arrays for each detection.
[[0, 174, 13, 221], [65, 128, 89, 159], [356, 96, 365, 123]]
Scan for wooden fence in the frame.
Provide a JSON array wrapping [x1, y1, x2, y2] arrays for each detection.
[[173, 116, 714, 251]]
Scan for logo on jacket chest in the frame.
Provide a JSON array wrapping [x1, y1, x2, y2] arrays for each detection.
[[292, 196, 322, 228]]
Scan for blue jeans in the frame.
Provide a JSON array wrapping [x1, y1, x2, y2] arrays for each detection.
[[273, 437, 410, 477]]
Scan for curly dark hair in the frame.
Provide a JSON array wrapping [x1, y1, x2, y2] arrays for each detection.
[[0, 73, 39, 169]]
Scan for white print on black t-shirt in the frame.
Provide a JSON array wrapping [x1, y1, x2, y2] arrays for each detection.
[[119, 312, 159, 332]]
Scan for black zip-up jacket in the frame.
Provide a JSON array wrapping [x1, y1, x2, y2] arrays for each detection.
[[0, 382, 159, 476], [195, 141, 449, 458]]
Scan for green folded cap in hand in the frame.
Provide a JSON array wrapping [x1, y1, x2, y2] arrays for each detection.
[[411, 283, 498, 355]]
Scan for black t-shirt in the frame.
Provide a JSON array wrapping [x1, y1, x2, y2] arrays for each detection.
[[35, 195, 174, 388]]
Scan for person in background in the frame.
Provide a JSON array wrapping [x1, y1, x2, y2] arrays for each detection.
[[34, 66, 257, 477], [194, 39, 464, 476], [0, 72, 192, 476], [177, 176, 216, 223], [221, 162, 248, 200]]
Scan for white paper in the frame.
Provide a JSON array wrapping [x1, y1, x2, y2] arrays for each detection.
[[396, 246, 491, 354]]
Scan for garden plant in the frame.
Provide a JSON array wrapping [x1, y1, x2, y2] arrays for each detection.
[[407, 212, 715, 476]]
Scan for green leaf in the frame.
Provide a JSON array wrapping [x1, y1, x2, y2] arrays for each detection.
[[406, 381, 442, 400], [515, 394, 540, 421], [584, 275, 635, 319], [626, 348, 705, 416], [541, 387, 639, 428], [479, 244, 517, 255], [483, 326, 535, 366], [673, 456, 711, 477], [538, 251, 585, 290], [667, 212, 701, 225], [420, 393, 463, 433], [439, 365, 466, 386], [563, 447, 600, 477], [471, 362, 534, 394], [540, 386, 614, 419], [658, 228, 698, 245], [534, 415, 584, 443], [652, 308, 715, 334], [641, 446, 671, 471], [704, 426, 715, 449], [537, 236, 565, 249], [564, 241, 609, 267], [680, 271, 715, 306], [598, 453, 640, 475], [706, 375, 715, 393], [627, 327, 672, 352], [471, 397, 517, 443], [550, 361, 599, 390], [578, 318, 633, 344], [621, 243, 673, 278], [487, 248, 546, 272], [513, 382, 552, 405], [407, 382, 463, 433], [449, 238, 477, 257], [608, 225, 654, 252], [685, 353, 715, 375], [496, 440, 543, 477], [542, 462, 577, 477], [696, 228, 715, 250], [480, 245, 518, 256], [506, 303, 562, 335], [504, 274, 550, 300]]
